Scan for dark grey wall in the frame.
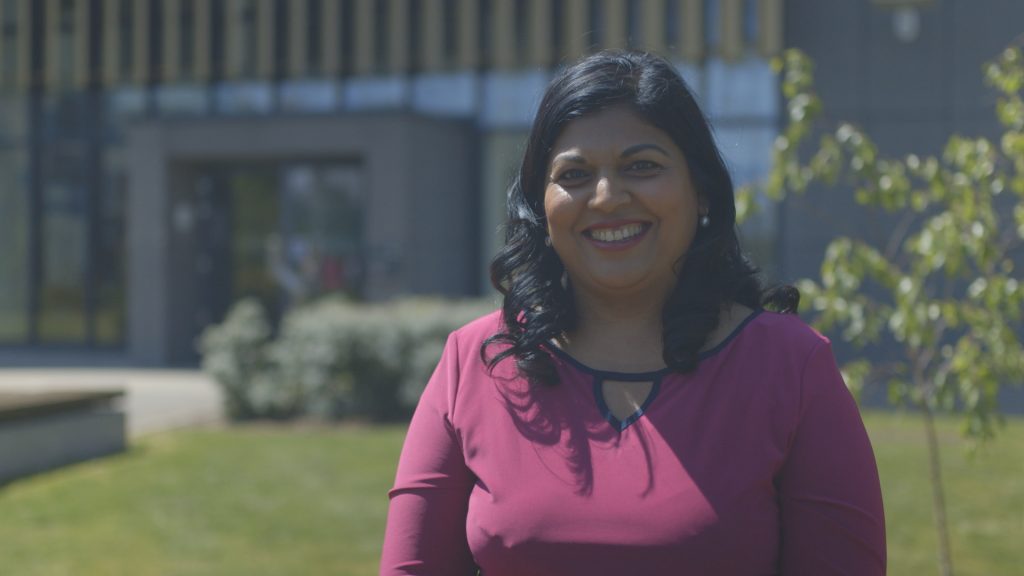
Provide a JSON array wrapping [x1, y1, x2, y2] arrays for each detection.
[[780, 0, 1024, 281]]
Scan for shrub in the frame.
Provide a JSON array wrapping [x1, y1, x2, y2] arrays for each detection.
[[200, 296, 496, 421], [198, 298, 304, 420]]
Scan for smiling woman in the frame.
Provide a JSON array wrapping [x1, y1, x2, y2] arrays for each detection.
[[381, 51, 886, 576], [543, 107, 702, 311]]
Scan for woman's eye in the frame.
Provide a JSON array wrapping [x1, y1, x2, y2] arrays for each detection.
[[556, 169, 588, 183], [627, 160, 661, 173]]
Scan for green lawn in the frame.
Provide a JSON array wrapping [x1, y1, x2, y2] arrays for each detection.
[[0, 413, 1021, 575]]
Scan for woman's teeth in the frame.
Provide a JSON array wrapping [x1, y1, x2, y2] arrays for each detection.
[[588, 223, 644, 242]]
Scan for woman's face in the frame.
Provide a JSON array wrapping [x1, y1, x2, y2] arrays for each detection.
[[543, 106, 704, 301]]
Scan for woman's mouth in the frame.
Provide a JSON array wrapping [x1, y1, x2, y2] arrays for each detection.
[[583, 222, 651, 249]]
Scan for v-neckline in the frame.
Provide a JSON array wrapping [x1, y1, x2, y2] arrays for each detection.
[[544, 309, 765, 431], [593, 374, 663, 431]]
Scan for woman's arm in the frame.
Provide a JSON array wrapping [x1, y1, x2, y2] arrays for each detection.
[[777, 341, 887, 575], [380, 333, 478, 576]]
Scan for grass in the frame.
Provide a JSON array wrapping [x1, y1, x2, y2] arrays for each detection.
[[863, 411, 1024, 575], [0, 413, 1021, 575], [0, 424, 406, 576]]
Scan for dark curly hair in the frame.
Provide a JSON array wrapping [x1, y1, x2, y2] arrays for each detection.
[[482, 50, 798, 386]]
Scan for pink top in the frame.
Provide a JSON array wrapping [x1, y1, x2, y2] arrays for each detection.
[[381, 310, 886, 575]]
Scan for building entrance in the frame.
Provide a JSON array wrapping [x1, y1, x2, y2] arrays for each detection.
[[167, 161, 364, 364]]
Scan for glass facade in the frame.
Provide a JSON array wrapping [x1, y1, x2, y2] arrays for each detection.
[[96, 149, 126, 345], [0, 149, 28, 343], [0, 0, 782, 360]]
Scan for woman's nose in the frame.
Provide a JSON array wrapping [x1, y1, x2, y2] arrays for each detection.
[[589, 175, 630, 212]]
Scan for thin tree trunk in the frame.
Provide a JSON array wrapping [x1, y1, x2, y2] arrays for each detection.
[[922, 402, 954, 576]]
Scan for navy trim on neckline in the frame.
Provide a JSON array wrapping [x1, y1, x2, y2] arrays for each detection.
[[594, 375, 662, 432], [546, 308, 764, 379]]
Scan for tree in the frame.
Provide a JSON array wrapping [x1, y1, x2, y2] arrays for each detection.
[[738, 45, 1024, 576]]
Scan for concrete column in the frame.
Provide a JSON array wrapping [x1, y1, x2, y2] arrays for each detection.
[[127, 126, 170, 365]]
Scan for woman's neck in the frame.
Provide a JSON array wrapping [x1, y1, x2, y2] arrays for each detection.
[[560, 289, 668, 373]]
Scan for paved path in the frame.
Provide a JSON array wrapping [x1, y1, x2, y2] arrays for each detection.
[[0, 369, 223, 438]]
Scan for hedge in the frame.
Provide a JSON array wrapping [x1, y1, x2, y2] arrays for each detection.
[[199, 296, 496, 421]]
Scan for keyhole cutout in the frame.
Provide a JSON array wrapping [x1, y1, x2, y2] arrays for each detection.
[[601, 379, 655, 422]]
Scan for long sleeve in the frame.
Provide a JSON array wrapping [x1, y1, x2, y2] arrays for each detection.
[[777, 341, 887, 575], [380, 333, 478, 576]]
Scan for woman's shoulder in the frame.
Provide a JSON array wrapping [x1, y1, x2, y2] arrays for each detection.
[[448, 309, 505, 347], [745, 310, 831, 356]]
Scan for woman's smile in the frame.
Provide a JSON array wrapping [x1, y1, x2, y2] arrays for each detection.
[[582, 220, 652, 250]]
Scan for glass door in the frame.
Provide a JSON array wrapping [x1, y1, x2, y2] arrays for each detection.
[[170, 160, 364, 364]]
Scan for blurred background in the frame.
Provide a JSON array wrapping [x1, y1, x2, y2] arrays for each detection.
[[0, 1, 1022, 575], [0, 0, 1015, 367]]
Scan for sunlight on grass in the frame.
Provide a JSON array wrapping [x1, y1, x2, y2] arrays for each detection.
[[0, 413, 1020, 575]]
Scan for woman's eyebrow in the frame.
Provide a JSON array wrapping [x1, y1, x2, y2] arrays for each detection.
[[550, 152, 587, 165], [621, 143, 670, 158]]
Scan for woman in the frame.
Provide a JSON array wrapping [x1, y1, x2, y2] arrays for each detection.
[[381, 51, 885, 575]]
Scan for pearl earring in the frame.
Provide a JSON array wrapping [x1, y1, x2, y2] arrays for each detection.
[[699, 214, 711, 228], [544, 236, 552, 247]]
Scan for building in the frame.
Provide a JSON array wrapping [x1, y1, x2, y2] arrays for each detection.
[[0, 0, 1020, 367]]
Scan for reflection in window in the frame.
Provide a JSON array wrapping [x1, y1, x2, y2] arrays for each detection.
[[105, 87, 146, 140], [230, 167, 280, 313], [0, 93, 25, 143], [0, 150, 29, 342], [96, 149, 127, 345], [276, 163, 365, 306], [40, 178, 88, 342]]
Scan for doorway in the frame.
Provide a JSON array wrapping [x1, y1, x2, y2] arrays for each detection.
[[168, 160, 365, 364]]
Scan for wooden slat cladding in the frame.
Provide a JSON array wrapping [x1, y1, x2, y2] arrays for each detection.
[[641, 0, 667, 55], [16, 0, 30, 89], [758, 0, 783, 58], [680, 0, 704, 61], [17, 0, 785, 93], [162, 0, 181, 83], [720, 0, 744, 61], [72, 0, 90, 88], [321, 0, 341, 77]]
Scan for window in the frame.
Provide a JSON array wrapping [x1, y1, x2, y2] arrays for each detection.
[[0, 150, 29, 343]]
